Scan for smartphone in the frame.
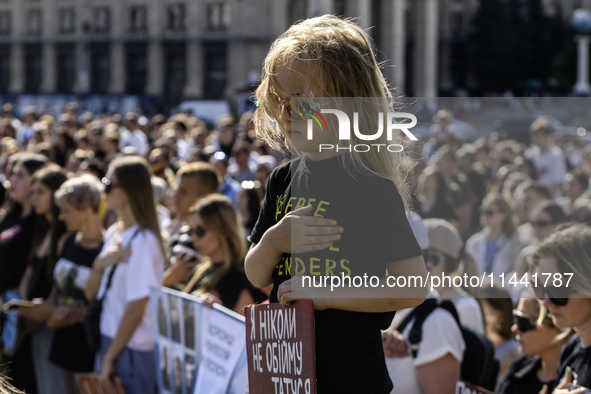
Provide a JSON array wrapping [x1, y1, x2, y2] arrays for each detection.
[[172, 245, 201, 261], [2, 299, 34, 312]]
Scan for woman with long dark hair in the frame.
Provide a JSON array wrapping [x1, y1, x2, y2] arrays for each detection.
[[18, 164, 68, 394], [85, 156, 167, 394], [0, 153, 47, 394]]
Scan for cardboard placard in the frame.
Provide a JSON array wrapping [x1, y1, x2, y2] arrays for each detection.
[[245, 300, 316, 394], [75, 373, 126, 394]]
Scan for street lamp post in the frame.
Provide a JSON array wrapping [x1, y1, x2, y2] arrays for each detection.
[[572, 9, 591, 95]]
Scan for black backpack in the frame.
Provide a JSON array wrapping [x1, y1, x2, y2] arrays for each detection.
[[396, 298, 499, 392]]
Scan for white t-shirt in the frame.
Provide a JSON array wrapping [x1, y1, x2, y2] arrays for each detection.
[[452, 297, 485, 335], [387, 306, 465, 394], [119, 129, 149, 156], [98, 224, 164, 352], [525, 145, 567, 190]]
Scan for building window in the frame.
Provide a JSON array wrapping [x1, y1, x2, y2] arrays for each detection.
[[94, 7, 110, 34], [0, 45, 9, 93], [164, 42, 186, 105], [59, 8, 75, 34], [451, 12, 463, 37], [126, 43, 147, 94], [288, 0, 307, 24], [207, 3, 229, 31], [0, 11, 10, 36], [334, 0, 346, 16], [91, 43, 110, 94], [56, 44, 75, 93], [24, 44, 42, 93], [26, 9, 42, 36], [130, 6, 146, 34], [168, 4, 186, 32], [204, 42, 227, 99]]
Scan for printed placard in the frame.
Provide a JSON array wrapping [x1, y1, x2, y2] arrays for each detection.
[[245, 300, 316, 394]]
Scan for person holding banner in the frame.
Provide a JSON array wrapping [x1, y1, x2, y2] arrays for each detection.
[[85, 156, 167, 394], [183, 194, 266, 313], [246, 15, 427, 393]]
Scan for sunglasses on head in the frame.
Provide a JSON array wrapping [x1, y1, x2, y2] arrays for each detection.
[[101, 177, 120, 194], [190, 225, 207, 238], [513, 310, 538, 333], [423, 249, 447, 267], [531, 281, 573, 307]]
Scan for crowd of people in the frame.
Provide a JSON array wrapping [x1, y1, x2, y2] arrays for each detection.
[[1, 14, 591, 394]]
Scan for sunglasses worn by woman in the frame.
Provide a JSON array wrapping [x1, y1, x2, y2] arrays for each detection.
[[532, 224, 591, 391]]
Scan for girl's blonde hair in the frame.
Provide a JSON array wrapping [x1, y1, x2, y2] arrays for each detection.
[[110, 156, 168, 262], [184, 195, 245, 294], [255, 15, 411, 209]]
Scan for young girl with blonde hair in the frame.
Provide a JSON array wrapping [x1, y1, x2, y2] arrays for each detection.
[[245, 15, 427, 393]]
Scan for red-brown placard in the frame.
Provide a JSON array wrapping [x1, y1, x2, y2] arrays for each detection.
[[75, 373, 126, 394], [246, 300, 316, 394]]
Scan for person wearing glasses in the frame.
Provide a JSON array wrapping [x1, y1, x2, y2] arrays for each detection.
[[466, 194, 522, 277], [183, 194, 266, 313], [532, 223, 591, 393], [513, 201, 566, 278], [422, 218, 484, 334], [85, 156, 167, 394], [245, 15, 427, 393], [496, 288, 572, 394]]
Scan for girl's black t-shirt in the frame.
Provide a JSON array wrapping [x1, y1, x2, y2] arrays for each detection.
[[249, 155, 422, 394], [49, 233, 103, 372]]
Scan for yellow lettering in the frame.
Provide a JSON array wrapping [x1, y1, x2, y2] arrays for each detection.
[[314, 200, 329, 217], [340, 259, 351, 276], [285, 197, 296, 214], [284, 257, 291, 276], [310, 258, 321, 276], [325, 259, 337, 276], [295, 257, 306, 275], [277, 262, 283, 276], [306, 198, 317, 207], [329, 241, 340, 252], [294, 197, 307, 211]]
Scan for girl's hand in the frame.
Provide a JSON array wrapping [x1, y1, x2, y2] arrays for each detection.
[[277, 278, 295, 307], [264, 205, 343, 255], [382, 329, 410, 358], [93, 246, 132, 273]]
